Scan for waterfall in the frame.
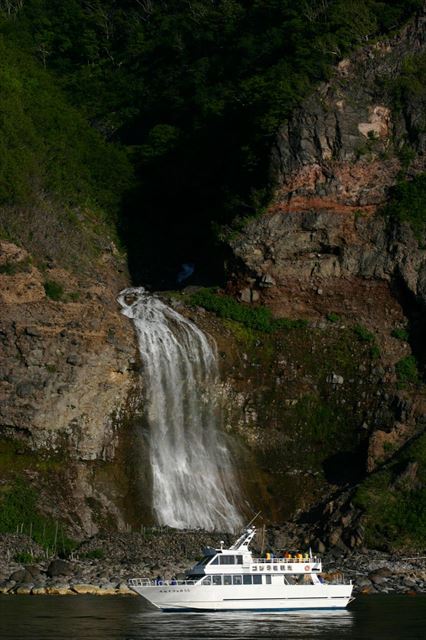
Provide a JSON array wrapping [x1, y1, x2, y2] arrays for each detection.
[[118, 287, 243, 531]]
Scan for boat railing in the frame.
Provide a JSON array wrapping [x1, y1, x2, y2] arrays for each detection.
[[128, 578, 197, 587], [252, 557, 320, 564]]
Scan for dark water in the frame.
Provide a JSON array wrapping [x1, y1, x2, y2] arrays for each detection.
[[0, 595, 425, 640]]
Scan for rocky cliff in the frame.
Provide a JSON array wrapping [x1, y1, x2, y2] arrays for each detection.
[[230, 11, 426, 319], [0, 204, 148, 536], [1, 8, 426, 552], [222, 8, 426, 549]]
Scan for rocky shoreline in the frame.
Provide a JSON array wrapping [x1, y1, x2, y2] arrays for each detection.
[[1, 531, 425, 597]]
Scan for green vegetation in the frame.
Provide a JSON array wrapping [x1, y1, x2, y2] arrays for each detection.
[[293, 395, 338, 441], [384, 173, 426, 240], [0, 257, 31, 275], [0, 1, 420, 283], [327, 313, 341, 323], [395, 355, 419, 385], [392, 327, 409, 341], [80, 548, 105, 560], [43, 280, 64, 301], [190, 288, 307, 332], [0, 36, 132, 215], [386, 51, 426, 125], [354, 432, 426, 549], [0, 480, 75, 554], [353, 324, 375, 342], [13, 551, 37, 564], [353, 323, 381, 358]]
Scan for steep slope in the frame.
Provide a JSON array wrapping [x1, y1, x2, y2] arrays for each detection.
[[223, 7, 426, 549], [0, 34, 142, 537]]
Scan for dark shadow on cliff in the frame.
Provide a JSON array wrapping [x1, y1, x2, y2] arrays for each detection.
[[322, 446, 367, 487], [391, 271, 426, 378]]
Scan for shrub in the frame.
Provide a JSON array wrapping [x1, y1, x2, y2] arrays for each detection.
[[353, 324, 375, 342], [0, 257, 31, 275], [395, 355, 419, 384], [44, 280, 64, 301], [14, 551, 34, 564], [391, 327, 409, 341], [327, 312, 341, 323], [384, 173, 426, 240], [0, 480, 75, 554]]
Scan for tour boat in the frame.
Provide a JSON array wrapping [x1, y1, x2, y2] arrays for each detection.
[[128, 526, 354, 612]]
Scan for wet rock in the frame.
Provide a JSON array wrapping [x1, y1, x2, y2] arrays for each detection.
[[0, 582, 15, 594], [72, 583, 102, 595], [15, 584, 34, 595], [45, 585, 74, 595]]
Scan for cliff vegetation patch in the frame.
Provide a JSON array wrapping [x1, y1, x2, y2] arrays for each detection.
[[189, 288, 307, 332]]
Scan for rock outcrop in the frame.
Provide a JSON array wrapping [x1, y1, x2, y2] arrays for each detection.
[[0, 228, 145, 535], [229, 10, 426, 324], [222, 6, 426, 542]]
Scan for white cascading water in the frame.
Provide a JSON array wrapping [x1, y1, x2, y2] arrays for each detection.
[[118, 287, 243, 531]]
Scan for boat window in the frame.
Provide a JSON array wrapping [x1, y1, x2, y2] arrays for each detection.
[[243, 575, 252, 585], [198, 556, 212, 565], [265, 575, 271, 584], [253, 575, 262, 584], [223, 575, 232, 585], [209, 556, 219, 565], [219, 555, 235, 565], [236, 555, 243, 564], [232, 575, 242, 585], [212, 576, 222, 586], [201, 576, 211, 585]]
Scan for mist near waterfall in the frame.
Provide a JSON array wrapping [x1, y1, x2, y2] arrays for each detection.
[[118, 288, 243, 532]]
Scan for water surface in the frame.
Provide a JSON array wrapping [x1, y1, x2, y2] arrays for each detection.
[[1, 595, 425, 640]]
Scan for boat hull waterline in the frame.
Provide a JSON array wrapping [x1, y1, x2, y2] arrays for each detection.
[[130, 584, 353, 612]]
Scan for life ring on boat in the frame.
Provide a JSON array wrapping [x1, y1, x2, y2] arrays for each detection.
[[304, 565, 310, 571]]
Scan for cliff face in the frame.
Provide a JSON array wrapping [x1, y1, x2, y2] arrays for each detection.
[[221, 9, 426, 547], [230, 11, 426, 321], [1, 9, 426, 549], [0, 205, 148, 536]]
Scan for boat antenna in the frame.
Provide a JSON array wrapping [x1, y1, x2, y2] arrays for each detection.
[[245, 510, 262, 529]]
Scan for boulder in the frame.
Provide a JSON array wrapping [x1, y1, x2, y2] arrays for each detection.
[[45, 585, 74, 596], [15, 584, 34, 595], [72, 583, 102, 595], [9, 569, 33, 583], [47, 559, 73, 578]]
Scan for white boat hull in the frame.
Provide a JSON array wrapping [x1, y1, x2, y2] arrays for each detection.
[[130, 583, 354, 612]]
